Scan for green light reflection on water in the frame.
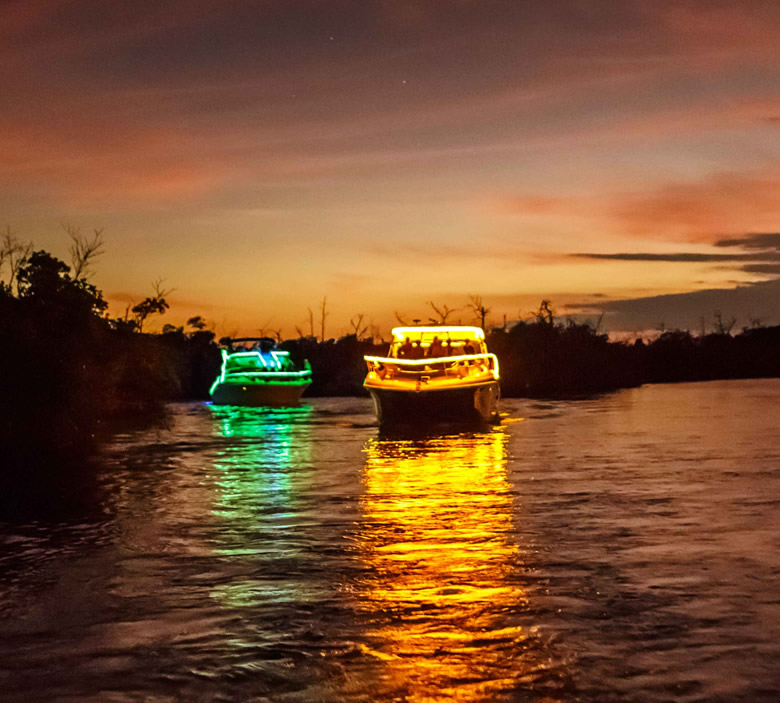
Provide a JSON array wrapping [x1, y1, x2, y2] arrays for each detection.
[[210, 404, 313, 516], [207, 404, 315, 609]]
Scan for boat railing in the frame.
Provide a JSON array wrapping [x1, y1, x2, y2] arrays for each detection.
[[364, 353, 499, 382], [224, 368, 311, 378], [222, 350, 310, 373]]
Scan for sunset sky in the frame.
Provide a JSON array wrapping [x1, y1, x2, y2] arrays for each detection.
[[2, 0, 779, 337]]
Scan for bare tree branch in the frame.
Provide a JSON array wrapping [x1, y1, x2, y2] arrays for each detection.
[[152, 278, 174, 299], [319, 296, 328, 341], [257, 317, 275, 338], [427, 300, 457, 324], [713, 310, 736, 335], [349, 312, 368, 339], [394, 311, 410, 326], [1, 227, 33, 293], [65, 224, 105, 280], [468, 294, 491, 329]]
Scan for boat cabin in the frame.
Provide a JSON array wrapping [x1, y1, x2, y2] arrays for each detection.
[[388, 326, 487, 359], [221, 338, 297, 373], [364, 326, 499, 390]]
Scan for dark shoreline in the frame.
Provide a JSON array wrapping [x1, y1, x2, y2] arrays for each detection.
[[2, 248, 778, 459]]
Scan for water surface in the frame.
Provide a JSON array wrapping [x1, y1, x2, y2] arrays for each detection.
[[1, 380, 778, 701]]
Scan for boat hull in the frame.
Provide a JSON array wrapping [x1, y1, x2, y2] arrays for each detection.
[[211, 382, 309, 407], [366, 381, 500, 426]]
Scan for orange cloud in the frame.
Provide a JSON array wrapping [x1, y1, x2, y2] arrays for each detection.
[[492, 169, 780, 244], [0, 119, 238, 206], [610, 171, 780, 242]]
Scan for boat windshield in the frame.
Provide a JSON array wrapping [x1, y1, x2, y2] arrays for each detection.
[[221, 339, 301, 372], [227, 337, 277, 353]]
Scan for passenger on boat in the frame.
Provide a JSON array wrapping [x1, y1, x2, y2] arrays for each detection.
[[428, 336, 444, 358], [399, 337, 413, 358], [463, 339, 476, 355]]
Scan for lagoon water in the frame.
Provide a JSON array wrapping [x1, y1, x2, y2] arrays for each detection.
[[1, 379, 779, 702]]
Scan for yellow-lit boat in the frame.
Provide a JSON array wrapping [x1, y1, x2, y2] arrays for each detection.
[[364, 326, 500, 425]]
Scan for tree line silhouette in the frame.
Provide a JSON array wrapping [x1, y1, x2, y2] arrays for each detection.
[[0, 235, 219, 458], [284, 300, 780, 397], [2, 239, 779, 458]]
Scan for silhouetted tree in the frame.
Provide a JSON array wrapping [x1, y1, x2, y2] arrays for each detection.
[[535, 299, 554, 326], [132, 280, 171, 331], [468, 294, 490, 329], [17, 250, 108, 318], [187, 315, 207, 330]]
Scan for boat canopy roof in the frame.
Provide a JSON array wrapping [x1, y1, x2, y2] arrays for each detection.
[[228, 337, 276, 343], [391, 326, 485, 342], [385, 325, 488, 358], [223, 337, 278, 353]]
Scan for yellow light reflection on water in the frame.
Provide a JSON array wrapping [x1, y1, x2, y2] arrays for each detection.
[[357, 429, 536, 701]]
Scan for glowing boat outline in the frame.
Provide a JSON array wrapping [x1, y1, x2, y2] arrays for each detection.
[[210, 337, 312, 406], [364, 326, 500, 425]]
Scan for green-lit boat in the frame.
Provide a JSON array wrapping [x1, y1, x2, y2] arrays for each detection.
[[209, 337, 312, 407]]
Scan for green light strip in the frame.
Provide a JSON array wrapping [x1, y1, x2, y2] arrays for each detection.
[[225, 370, 311, 378], [211, 349, 310, 396], [215, 379, 311, 387]]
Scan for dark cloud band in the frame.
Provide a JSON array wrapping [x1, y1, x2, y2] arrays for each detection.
[[715, 233, 780, 250]]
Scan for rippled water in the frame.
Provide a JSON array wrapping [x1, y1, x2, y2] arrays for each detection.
[[1, 379, 779, 702]]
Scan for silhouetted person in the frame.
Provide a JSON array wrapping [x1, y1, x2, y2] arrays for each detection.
[[399, 337, 413, 358], [428, 336, 443, 357], [463, 339, 476, 355]]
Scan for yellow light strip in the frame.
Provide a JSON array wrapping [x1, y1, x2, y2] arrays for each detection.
[[365, 353, 500, 379], [391, 326, 485, 340], [366, 352, 492, 365]]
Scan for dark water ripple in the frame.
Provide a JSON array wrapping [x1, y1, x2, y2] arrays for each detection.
[[0, 380, 778, 702]]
